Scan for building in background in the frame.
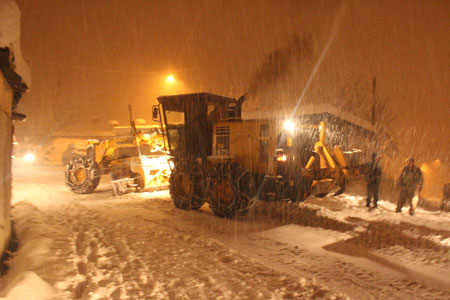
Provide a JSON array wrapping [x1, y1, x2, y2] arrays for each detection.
[[243, 103, 376, 157]]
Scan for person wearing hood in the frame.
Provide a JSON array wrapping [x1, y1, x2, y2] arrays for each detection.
[[396, 158, 424, 215]]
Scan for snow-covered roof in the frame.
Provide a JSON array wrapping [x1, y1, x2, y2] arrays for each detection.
[[0, 0, 31, 87], [51, 130, 115, 139], [242, 103, 376, 132], [112, 125, 161, 135]]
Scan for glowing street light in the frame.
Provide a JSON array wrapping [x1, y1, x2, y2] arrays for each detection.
[[166, 75, 175, 83]]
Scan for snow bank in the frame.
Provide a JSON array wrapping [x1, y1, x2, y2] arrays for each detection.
[[0, 202, 56, 299], [0, 0, 20, 47], [1, 271, 54, 300], [304, 182, 450, 232]]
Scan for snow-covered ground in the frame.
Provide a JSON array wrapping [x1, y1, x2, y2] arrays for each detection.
[[2, 163, 450, 299]]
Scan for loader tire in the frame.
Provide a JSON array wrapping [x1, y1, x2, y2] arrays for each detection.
[[209, 164, 257, 218], [65, 156, 100, 194], [169, 162, 204, 210]]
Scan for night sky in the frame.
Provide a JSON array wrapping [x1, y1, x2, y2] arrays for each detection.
[[14, 0, 450, 182]]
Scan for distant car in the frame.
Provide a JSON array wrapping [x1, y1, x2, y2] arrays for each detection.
[[441, 183, 450, 212], [12, 142, 41, 163]]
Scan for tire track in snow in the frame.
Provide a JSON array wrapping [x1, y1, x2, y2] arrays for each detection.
[[228, 233, 450, 300], [43, 201, 349, 300], [121, 198, 450, 300]]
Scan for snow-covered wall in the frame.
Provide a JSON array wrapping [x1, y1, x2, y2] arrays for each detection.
[[0, 0, 31, 87], [0, 0, 30, 256], [0, 71, 13, 256]]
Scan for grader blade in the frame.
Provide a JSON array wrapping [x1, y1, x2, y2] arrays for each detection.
[[333, 174, 347, 196], [333, 188, 345, 196]]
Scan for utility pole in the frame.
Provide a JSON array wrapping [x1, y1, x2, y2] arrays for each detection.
[[371, 76, 377, 126]]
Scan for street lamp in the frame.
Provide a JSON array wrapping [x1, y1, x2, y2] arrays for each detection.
[[166, 75, 175, 83]]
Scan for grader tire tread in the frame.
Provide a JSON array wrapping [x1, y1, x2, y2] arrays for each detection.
[[209, 164, 256, 219]]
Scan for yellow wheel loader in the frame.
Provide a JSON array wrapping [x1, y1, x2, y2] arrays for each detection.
[[153, 93, 360, 218], [65, 107, 171, 195]]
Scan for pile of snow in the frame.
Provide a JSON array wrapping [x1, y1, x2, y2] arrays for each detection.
[[0, 202, 57, 299], [1, 272, 54, 300], [303, 182, 450, 232]]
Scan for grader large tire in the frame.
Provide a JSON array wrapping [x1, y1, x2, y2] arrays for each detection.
[[209, 164, 257, 218], [441, 183, 450, 212], [441, 199, 450, 212], [65, 156, 100, 194], [169, 162, 204, 210], [294, 178, 313, 202]]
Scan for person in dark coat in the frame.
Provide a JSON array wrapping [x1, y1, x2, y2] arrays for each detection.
[[440, 183, 450, 212], [396, 158, 424, 215], [365, 152, 382, 209]]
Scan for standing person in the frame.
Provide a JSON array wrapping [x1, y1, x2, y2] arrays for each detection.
[[396, 158, 424, 215], [365, 152, 382, 209], [440, 183, 450, 212]]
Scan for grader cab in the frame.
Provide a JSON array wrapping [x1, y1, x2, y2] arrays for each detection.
[[153, 93, 353, 218]]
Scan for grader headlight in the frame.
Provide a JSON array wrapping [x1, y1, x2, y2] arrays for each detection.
[[275, 149, 287, 162], [277, 155, 287, 162], [283, 120, 295, 133]]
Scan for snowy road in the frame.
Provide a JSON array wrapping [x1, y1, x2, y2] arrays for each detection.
[[3, 164, 450, 299]]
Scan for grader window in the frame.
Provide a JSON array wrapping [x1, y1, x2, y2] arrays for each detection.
[[164, 110, 185, 154], [166, 111, 184, 125], [167, 127, 185, 153], [260, 124, 269, 137]]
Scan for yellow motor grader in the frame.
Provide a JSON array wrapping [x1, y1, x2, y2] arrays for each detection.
[[152, 93, 360, 218], [65, 108, 171, 195]]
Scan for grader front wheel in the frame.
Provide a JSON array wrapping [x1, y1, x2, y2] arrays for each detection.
[[209, 164, 256, 218], [294, 179, 313, 202]]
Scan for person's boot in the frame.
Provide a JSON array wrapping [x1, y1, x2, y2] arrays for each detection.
[[409, 208, 415, 216]]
